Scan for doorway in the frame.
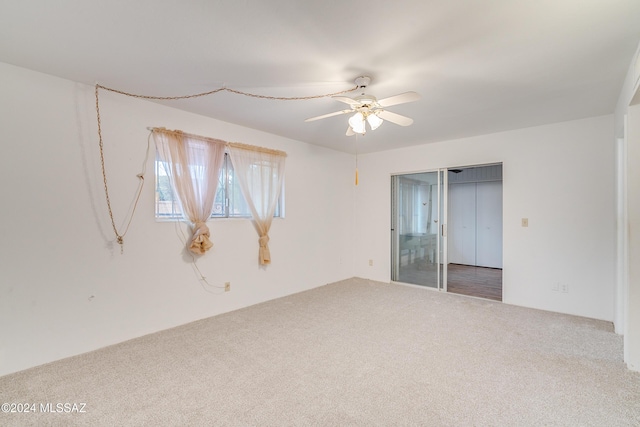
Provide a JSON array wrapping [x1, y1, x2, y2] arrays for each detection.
[[390, 164, 503, 301], [447, 165, 503, 301]]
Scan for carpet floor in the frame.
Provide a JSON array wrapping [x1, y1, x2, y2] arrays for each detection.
[[1, 277, 639, 426]]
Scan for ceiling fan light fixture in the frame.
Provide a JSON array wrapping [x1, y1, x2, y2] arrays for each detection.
[[367, 113, 383, 130], [304, 76, 419, 136], [349, 112, 366, 134]]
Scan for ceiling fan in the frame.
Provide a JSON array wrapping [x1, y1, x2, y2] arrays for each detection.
[[305, 76, 420, 136]]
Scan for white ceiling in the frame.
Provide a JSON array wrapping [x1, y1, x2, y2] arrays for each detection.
[[1, 1, 639, 154]]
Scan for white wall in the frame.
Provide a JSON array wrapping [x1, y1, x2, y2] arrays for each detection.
[[614, 40, 640, 371], [627, 104, 640, 371], [0, 62, 355, 376], [354, 116, 616, 321]]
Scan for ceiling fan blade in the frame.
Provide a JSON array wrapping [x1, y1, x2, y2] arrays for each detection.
[[346, 126, 355, 136], [332, 96, 360, 106], [305, 109, 352, 122], [377, 110, 414, 126], [377, 91, 421, 108]]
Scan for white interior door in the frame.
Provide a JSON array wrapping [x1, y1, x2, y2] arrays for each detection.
[[476, 181, 503, 268], [448, 183, 476, 265]]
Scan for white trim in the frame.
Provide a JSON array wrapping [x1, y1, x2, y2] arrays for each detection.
[[614, 135, 627, 335]]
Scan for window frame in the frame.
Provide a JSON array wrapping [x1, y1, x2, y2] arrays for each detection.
[[155, 151, 284, 221]]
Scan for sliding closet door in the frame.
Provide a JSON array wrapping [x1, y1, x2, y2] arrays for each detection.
[[448, 182, 476, 265], [476, 181, 503, 268], [391, 172, 443, 289]]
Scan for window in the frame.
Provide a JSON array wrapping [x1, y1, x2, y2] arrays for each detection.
[[155, 152, 283, 220]]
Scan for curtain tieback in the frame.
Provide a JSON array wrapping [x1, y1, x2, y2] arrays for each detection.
[[258, 235, 271, 265], [189, 221, 213, 255]]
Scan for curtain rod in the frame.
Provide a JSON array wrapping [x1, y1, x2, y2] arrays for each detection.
[[148, 127, 225, 145], [148, 127, 287, 157]]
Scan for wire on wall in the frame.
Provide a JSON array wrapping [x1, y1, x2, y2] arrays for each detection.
[[95, 86, 152, 254], [95, 83, 359, 102], [95, 82, 359, 252]]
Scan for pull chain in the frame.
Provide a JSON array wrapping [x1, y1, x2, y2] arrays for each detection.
[[355, 133, 359, 186]]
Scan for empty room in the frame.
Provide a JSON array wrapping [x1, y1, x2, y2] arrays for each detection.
[[1, 1, 640, 426]]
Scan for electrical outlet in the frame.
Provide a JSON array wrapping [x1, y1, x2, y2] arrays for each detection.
[[561, 283, 569, 293], [369, 259, 373, 266], [224, 282, 230, 292]]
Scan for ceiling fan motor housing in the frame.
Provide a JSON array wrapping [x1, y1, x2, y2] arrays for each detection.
[[354, 94, 378, 108]]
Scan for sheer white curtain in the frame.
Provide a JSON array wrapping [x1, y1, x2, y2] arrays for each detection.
[[153, 129, 226, 255], [228, 143, 286, 265]]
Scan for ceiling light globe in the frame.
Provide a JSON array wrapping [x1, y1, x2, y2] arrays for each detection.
[[349, 112, 366, 134], [367, 113, 383, 130]]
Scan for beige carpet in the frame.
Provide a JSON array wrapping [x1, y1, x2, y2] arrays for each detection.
[[1, 278, 639, 426]]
